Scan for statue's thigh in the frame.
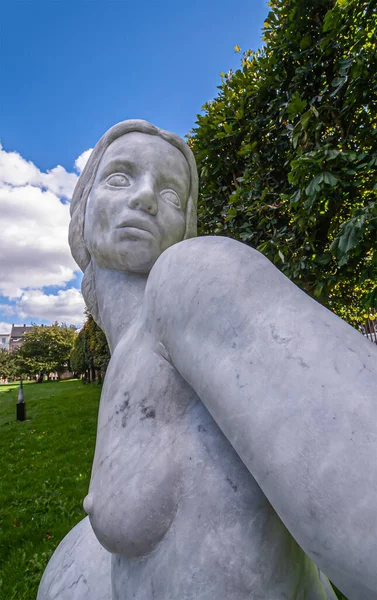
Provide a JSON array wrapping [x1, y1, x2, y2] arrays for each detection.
[[37, 516, 111, 600]]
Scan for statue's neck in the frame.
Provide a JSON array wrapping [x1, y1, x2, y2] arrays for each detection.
[[92, 263, 147, 353]]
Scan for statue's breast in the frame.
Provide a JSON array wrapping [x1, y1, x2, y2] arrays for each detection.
[[85, 325, 197, 557]]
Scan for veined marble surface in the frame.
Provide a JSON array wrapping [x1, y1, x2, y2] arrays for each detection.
[[37, 517, 111, 599], [38, 120, 376, 600]]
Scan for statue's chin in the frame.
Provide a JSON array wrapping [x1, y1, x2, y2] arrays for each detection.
[[90, 244, 161, 275]]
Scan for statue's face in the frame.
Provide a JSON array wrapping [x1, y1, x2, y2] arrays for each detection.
[[84, 132, 190, 273]]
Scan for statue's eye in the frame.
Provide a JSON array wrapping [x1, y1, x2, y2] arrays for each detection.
[[161, 189, 181, 207], [106, 173, 130, 187]]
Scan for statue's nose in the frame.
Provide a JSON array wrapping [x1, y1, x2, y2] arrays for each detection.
[[128, 178, 157, 215]]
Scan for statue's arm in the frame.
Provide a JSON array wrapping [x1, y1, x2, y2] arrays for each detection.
[[144, 236, 377, 599]]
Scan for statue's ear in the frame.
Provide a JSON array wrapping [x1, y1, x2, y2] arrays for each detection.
[[184, 195, 197, 240]]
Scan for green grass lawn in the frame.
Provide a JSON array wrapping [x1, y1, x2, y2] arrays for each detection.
[[0, 379, 348, 600], [0, 379, 101, 600]]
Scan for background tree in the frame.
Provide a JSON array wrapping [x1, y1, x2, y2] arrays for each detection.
[[70, 328, 90, 378], [0, 350, 19, 380], [84, 312, 110, 378], [189, 0, 377, 326], [70, 311, 110, 381], [18, 324, 77, 382]]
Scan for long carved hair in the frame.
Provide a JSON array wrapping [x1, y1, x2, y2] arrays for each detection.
[[69, 119, 198, 325]]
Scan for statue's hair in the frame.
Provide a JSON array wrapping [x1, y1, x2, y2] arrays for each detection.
[[69, 119, 198, 325]]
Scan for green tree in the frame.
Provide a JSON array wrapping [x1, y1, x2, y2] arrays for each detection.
[[70, 328, 90, 377], [190, 0, 377, 325], [70, 312, 110, 381], [18, 324, 77, 381], [84, 312, 110, 376], [0, 350, 19, 380]]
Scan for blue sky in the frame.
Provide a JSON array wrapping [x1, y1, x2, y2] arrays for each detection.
[[0, 0, 268, 331]]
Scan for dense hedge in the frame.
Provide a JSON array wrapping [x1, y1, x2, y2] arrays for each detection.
[[190, 0, 377, 325]]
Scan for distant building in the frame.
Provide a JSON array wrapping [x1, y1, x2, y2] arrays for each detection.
[[0, 333, 10, 351], [9, 324, 34, 351]]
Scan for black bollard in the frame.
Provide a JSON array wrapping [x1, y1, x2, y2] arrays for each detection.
[[16, 378, 26, 421]]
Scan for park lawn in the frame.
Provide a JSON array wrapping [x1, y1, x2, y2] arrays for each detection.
[[0, 379, 101, 600], [0, 380, 348, 600]]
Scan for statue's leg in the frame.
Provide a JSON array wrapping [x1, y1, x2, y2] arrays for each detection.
[[37, 516, 111, 600]]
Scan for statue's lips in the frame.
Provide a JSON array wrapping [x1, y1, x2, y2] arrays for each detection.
[[115, 219, 156, 238]]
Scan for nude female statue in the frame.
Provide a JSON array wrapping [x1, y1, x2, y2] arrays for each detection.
[[38, 120, 377, 600]]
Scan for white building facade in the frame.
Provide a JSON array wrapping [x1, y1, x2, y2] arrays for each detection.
[[0, 334, 10, 351]]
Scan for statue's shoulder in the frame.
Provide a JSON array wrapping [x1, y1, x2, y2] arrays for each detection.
[[143, 235, 281, 340], [154, 236, 263, 275], [146, 236, 268, 299]]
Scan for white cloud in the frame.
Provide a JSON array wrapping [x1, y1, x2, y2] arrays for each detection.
[[0, 143, 91, 325], [0, 289, 85, 327], [0, 183, 76, 297], [40, 166, 78, 198], [0, 304, 17, 317], [75, 148, 93, 174], [0, 322, 12, 334], [0, 144, 41, 187], [16, 288, 86, 326], [0, 142, 78, 198]]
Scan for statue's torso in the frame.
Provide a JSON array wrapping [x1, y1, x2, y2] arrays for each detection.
[[85, 319, 336, 599]]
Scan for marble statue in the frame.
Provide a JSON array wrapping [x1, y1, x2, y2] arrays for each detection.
[[37, 120, 377, 600]]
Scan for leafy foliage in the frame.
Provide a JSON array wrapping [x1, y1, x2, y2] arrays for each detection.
[[17, 324, 77, 379], [69, 329, 88, 376], [70, 311, 110, 379], [189, 0, 377, 325], [0, 350, 18, 380]]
